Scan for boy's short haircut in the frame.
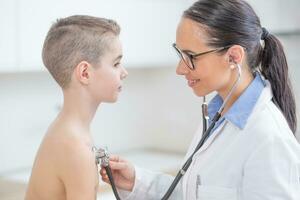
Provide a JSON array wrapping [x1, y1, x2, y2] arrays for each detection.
[[42, 15, 120, 88]]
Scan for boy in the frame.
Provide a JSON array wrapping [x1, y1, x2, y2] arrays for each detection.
[[25, 15, 128, 200]]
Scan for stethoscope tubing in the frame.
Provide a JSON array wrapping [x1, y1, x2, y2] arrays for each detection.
[[106, 64, 242, 200]]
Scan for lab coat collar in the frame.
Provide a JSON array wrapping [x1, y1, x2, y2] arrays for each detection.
[[208, 72, 266, 130]]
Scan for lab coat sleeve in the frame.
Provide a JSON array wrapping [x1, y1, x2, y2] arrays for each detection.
[[118, 166, 183, 200], [241, 136, 300, 200]]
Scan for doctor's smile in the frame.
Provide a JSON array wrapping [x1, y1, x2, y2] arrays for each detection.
[[187, 78, 201, 87]]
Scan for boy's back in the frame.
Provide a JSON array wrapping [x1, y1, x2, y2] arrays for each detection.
[[25, 118, 99, 200]]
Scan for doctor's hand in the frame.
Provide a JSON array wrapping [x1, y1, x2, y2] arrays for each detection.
[[100, 155, 135, 191]]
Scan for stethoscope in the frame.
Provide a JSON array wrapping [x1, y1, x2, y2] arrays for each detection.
[[94, 63, 242, 200]]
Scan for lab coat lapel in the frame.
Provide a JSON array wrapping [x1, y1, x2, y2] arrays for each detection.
[[196, 122, 227, 154], [195, 80, 273, 155]]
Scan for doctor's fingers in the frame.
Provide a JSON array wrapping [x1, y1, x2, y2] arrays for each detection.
[[99, 161, 127, 177], [101, 174, 110, 184], [100, 168, 107, 176], [109, 160, 128, 170], [99, 169, 109, 181], [109, 154, 127, 162]]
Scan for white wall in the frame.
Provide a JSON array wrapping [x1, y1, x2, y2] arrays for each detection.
[[247, 0, 300, 32]]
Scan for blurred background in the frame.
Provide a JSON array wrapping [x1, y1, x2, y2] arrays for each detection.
[[0, 0, 299, 199]]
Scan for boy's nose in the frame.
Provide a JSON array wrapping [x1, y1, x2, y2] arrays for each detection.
[[121, 67, 128, 79]]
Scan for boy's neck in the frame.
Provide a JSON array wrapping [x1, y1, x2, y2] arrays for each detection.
[[59, 88, 100, 132]]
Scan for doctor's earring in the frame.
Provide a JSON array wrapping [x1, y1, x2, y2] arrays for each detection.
[[230, 64, 236, 70], [228, 56, 237, 70]]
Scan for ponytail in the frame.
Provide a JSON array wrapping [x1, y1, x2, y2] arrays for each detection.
[[260, 29, 297, 134]]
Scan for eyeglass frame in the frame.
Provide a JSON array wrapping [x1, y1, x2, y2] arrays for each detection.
[[172, 43, 232, 70]]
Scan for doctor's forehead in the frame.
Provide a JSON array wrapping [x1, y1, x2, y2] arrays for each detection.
[[176, 18, 209, 50]]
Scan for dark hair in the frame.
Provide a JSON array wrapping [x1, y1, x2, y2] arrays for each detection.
[[184, 0, 297, 134]]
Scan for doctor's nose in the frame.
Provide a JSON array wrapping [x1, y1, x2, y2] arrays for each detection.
[[176, 61, 189, 75]]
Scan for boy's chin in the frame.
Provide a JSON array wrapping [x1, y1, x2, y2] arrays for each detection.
[[104, 96, 118, 103]]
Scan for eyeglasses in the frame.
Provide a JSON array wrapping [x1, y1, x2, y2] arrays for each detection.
[[172, 43, 231, 70]]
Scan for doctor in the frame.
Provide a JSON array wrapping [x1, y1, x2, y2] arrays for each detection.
[[100, 0, 300, 199]]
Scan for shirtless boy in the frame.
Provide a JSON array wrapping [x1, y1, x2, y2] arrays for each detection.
[[25, 15, 128, 200]]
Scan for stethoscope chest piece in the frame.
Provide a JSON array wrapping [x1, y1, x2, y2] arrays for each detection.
[[93, 147, 109, 167]]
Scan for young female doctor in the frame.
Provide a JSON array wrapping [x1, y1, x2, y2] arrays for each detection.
[[100, 0, 300, 199]]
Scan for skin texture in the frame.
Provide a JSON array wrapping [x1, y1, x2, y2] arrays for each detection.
[[100, 17, 255, 191], [25, 36, 128, 200]]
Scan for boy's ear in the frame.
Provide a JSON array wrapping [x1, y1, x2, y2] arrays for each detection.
[[75, 61, 92, 85]]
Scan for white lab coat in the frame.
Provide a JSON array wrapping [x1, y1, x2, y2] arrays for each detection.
[[120, 81, 300, 200]]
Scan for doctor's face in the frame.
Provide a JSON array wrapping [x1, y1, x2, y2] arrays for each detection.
[[175, 18, 233, 97]]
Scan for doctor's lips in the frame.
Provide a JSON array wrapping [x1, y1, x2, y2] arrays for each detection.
[[187, 79, 200, 87]]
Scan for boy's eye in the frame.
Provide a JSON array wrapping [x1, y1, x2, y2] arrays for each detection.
[[114, 62, 120, 67]]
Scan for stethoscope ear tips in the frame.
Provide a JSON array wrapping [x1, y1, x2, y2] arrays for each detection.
[[230, 64, 236, 70]]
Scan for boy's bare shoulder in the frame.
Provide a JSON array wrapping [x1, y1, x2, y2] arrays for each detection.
[[45, 124, 96, 172], [28, 122, 98, 199], [26, 122, 97, 200], [47, 124, 99, 199], [48, 123, 98, 176]]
